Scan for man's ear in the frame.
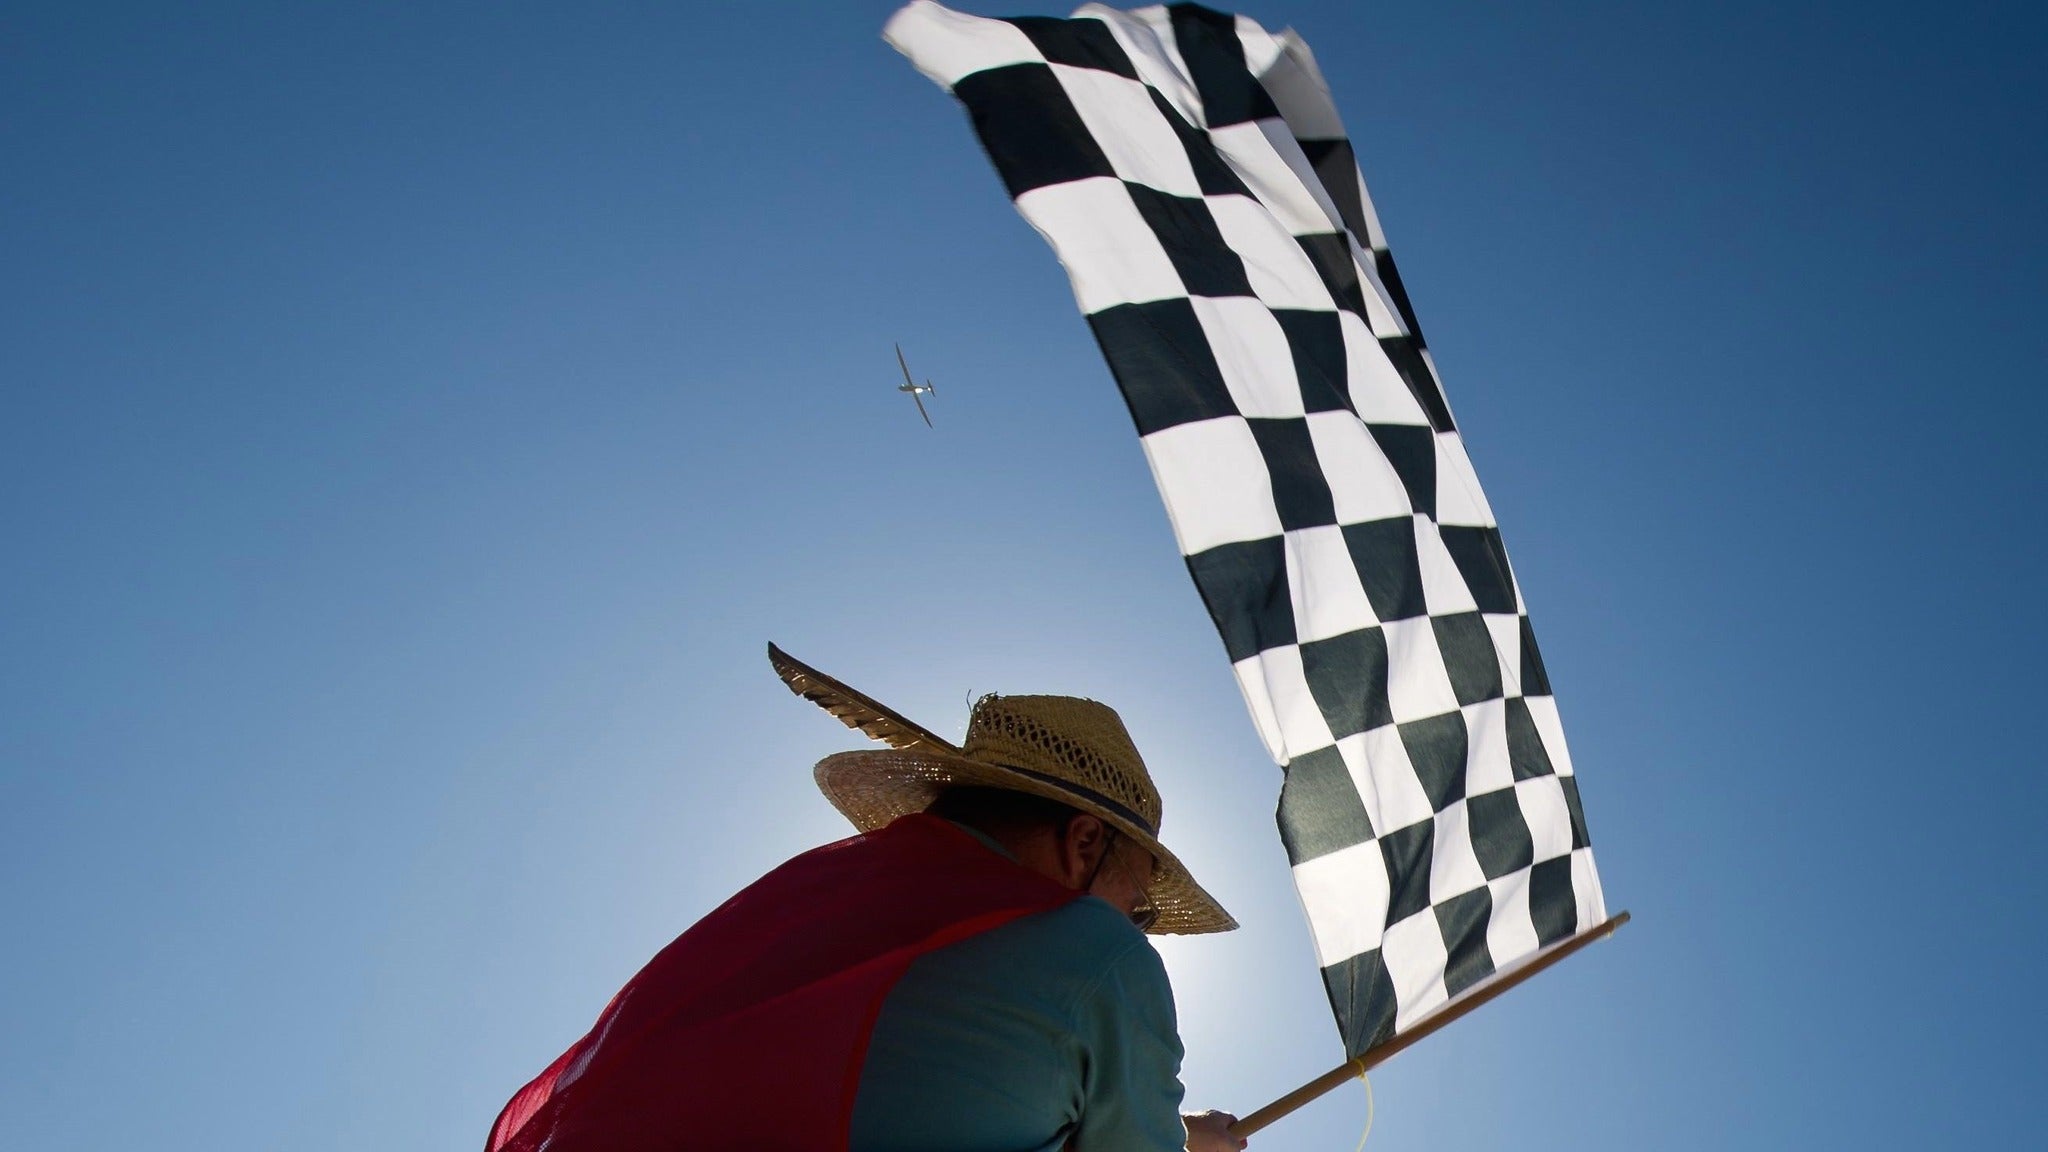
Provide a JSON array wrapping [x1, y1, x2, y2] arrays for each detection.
[[1058, 813, 1108, 885]]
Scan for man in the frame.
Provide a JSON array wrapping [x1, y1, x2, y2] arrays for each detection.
[[486, 646, 1245, 1151]]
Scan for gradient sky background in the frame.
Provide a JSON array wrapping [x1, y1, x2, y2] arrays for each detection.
[[5, 1, 2045, 1149]]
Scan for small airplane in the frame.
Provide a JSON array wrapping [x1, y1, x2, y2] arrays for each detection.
[[895, 343, 936, 428]]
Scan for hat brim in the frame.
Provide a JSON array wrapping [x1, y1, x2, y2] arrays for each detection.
[[815, 747, 1238, 935]]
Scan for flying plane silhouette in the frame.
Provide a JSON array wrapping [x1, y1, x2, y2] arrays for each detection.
[[895, 343, 936, 428]]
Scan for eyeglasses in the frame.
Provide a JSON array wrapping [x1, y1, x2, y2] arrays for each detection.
[[1088, 827, 1161, 932]]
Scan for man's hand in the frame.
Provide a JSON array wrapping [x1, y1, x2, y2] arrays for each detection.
[[1183, 1110, 1247, 1151]]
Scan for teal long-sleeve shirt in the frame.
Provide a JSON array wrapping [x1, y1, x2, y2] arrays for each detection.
[[848, 824, 1188, 1152]]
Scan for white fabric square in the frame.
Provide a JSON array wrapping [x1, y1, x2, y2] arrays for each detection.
[[1484, 613, 1524, 695], [1285, 525, 1377, 643], [1231, 653, 1286, 764], [1432, 431, 1498, 529], [1572, 847, 1609, 924], [1429, 799, 1489, 903], [1380, 614, 1461, 724], [1232, 13, 1286, 82], [1189, 296, 1301, 417], [1414, 516, 1481, 616], [1051, 63, 1202, 197], [1207, 120, 1336, 237], [1485, 868, 1541, 965], [1016, 178, 1186, 312], [1306, 411, 1412, 525], [884, 1, 1044, 89], [1252, 642, 1338, 761], [1382, 910, 1450, 1031], [1516, 775, 1574, 864], [1205, 194, 1336, 310], [1341, 312, 1428, 425], [1524, 694, 1576, 777], [1340, 724, 1434, 836], [1291, 840, 1390, 966], [1253, 117, 1349, 233], [1463, 698, 1513, 797], [1139, 417, 1285, 553]]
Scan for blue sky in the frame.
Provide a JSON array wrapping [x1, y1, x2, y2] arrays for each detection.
[[4, 1, 2044, 1148]]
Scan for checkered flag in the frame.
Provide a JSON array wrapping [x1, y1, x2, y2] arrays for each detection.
[[888, 0, 1607, 1057]]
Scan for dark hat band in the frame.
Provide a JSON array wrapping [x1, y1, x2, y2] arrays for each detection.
[[990, 760, 1158, 837]]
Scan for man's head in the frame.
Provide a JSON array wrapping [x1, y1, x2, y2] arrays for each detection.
[[926, 786, 1159, 929], [771, 643, 1235, 933]]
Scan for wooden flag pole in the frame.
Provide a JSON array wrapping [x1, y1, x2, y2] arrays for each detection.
[[1229, 911, 1631, 1139]]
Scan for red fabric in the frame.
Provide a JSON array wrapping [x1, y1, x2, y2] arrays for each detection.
[[486, 814, 1081, 1152]]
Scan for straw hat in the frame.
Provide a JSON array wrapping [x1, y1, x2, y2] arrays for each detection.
[[769, 644, 1236, 935]]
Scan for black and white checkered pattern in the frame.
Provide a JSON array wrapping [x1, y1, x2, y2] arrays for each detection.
[[889, 0, 1605, 1056]]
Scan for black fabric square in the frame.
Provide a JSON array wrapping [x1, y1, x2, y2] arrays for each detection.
[[953, 63, 1116, 197], [1365, 424, 1435, 522], [1008, 16, 1139, 78], [1434, 885, 1496, 997], [1146, 88, 1251, 197], [1439, 525, 1518, 616], [1299, 137, 1368, 249], [1518, 615, 1553, 696], [1398, 711, 1467, 812], [1247, 418, 1337, 530], [1341, 516, 1425, 621], [1373, 248, 1426, 345], [1299, 626, 1391, 740], [1466, 788, 1535, 880], [1504, 697, 1556, 780], [1167, 3, 1280, 126], [1431, 611, 1503, 707], [1124, 183, 1253, 299], [1272, 310, 1351, 414], [1088, 299, 1236, 435], [1527, 855, 1577, 946], [1321, 948, 1397, 1057], [1277, 744, 1374, 863], [1561, 774, 1591, 850], [1295, 232, 1370, 318], [1185, 537, 1292, 663], [1378, 334, 1456, 433], [1377, 818, 1434, 925]]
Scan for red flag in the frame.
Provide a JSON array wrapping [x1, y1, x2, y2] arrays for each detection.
[[487, 813, 1079, 1152]]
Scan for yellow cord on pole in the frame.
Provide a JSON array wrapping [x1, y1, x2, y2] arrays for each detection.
[[1350, 1058, 1375, 1152]]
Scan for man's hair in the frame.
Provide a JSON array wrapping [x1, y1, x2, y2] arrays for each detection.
[[925, 786, 1080, 838]]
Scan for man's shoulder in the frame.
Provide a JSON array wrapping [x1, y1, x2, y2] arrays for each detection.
[[971, 894, 1167, 1001], [1004, 891, 1149, 949], [1049, 894, 1156, 951]]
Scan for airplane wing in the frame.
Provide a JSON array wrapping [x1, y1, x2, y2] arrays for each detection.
[[911, 389, 933, 428], [895, 343, 915, 389]]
